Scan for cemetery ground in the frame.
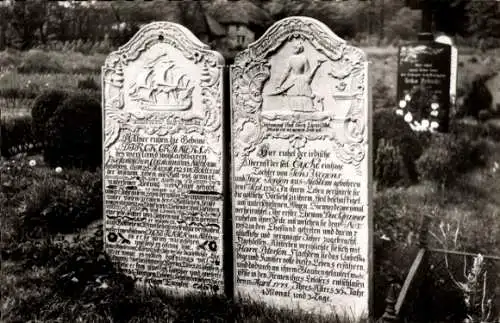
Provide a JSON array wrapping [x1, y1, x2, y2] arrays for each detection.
[[1, 46, 500, 322]]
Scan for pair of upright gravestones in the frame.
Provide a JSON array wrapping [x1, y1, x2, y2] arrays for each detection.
[[103, 17, 372, 319]]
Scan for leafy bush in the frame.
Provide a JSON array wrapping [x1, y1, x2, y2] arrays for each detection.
[[0, 48, 22, 69], [450, 117, 487, 140], [1, 115, 36, 157], [484, 119, 500, 141], [0, 70, 41, 99], [373, 108, 424, 182], [462, 74, 494, 118], [0, 87, 39, 100], [373, 79, 395, 111], [375, 138, 410, 189], [373, 189, 473, 321], [109, 23, 141, 47], [31, 89, 69, 141], [373, 190, 423, 317], [478, 109, 493, 121], [77, 75, 100, 92], [416, 134, 490, 187], [17, 50, 64, 74], [44, 91, 102, 170], [415, 137, 458, 187], [13, 170, 102, 239], [384, 7, 420, 41], [59, 168, 103, 228]]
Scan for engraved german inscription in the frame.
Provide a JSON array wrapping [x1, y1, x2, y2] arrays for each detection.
[[231, 17, 372, 319]]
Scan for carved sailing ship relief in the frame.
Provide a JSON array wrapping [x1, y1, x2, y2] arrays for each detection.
[[129, 55, 195, 111]]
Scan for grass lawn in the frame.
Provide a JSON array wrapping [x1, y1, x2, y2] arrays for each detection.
[[1, 138, 499, 322]]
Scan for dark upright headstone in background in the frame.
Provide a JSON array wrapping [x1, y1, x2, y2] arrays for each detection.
[[396, 42, 452, 132]]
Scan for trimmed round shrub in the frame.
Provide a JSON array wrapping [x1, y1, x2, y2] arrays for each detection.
[[416, 134, 490, 187], [1, 115, 35, 157], [77, 76, 100, 92], [416, 134, 460, 187], [31, 90, 69, 141], [478, 109, 492, 121], [44, 92, 102, 170], [373, 79, 395, 111], [462, 75, 493, 118], [373, 109, 424, 182], [450, 117, 486, 140], [375, 139, 410, 189], [462, 137, 490, 169], [484, 118, 500, 141]]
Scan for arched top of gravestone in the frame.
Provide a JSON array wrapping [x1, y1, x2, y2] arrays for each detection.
[[230, 17, 371, 320], [435, 34, 454, 46], [103, 21, 224, 69], [230, 15, 370, 171], [233, 16, 367, 66], [102, 21, 225, 155]]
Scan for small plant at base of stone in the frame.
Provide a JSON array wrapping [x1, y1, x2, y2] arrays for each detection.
[[373, 109, 424, 183], [459, 254, 498, 323], [415, 133, 489, 188], [375, 138, 410, 189], [430, 221, 499, 323]]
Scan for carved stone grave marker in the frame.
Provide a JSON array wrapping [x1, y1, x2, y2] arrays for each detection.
[[485, 72, 500, 115], [102, 22, 225, 294], [230, 17, 372, 319], [435, 35, 458, 107]]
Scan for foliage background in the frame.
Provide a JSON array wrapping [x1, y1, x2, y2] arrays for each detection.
[[1, 0, 500, 322], [1, 0, 500, 52]]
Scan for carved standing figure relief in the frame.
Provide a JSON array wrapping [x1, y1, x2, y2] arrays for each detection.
[[267, 41, 326, 112]]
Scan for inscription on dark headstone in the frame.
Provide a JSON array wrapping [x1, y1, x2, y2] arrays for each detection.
[[396, 42, 452, 132]]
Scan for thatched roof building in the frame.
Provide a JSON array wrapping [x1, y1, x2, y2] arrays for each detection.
[[210, 0, 273, 34], [183, 2, 226, 41]]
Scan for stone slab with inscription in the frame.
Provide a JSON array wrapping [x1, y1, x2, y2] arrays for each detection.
[[230, 17, 372, 319], [102, 22, 225, 294], [396, 41, 452, 132]]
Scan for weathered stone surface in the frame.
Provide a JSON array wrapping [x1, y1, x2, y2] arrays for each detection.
[[435, 35, 458, 107], [230, 16, 371, 319], [485, 72, 500, 115], [102, 22, 225, 294]]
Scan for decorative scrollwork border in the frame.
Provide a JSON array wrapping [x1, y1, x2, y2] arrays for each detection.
[[102, 21, 225, 165], [230, 16, 369, 169]]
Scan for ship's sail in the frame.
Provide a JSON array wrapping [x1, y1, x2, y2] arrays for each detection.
[[129, 58, 194, 111]]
